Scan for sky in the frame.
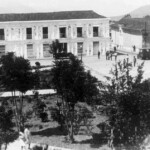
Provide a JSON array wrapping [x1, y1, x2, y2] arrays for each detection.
[[0, 0, 150, 17]]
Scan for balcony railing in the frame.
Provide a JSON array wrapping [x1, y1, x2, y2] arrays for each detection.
[[26, 34, 32, 39], [43, 34, 48, 39], [60, 33, 66, 38], [0, 35, 5, 40]]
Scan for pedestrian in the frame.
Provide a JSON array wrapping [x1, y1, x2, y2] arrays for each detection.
[[114, 53, 117, 61], [133, 45, 136, 52], [123, 58, 126, 67], [106, 51, 108, 60], [108, 127, 115, 150], [98, 51, 100, 59], [24, 126, 31, 150], [133, 56, 137, 67], [126, 54, 129, 63], [19, 131, 26, 150], [110, 53, 112, 61]]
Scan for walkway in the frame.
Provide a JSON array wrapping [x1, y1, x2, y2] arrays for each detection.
[[4, 139, 72, 150], [0, 89, 56, 97]]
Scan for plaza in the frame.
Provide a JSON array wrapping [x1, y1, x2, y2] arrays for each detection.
[[30, 53, 150, 82]]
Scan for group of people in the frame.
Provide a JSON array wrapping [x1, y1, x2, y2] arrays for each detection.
[[106, 51, 118, 61], [98, 50, 137, 67], [98, 50, 118, 61], [19, 127, 31, 150]]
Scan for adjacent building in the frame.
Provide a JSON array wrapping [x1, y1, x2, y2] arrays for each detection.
[[0, 10, 110, 59], [110, 16, 150, 53]]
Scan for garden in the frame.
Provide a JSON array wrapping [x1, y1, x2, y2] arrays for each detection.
[[1, 40, 150, 150]]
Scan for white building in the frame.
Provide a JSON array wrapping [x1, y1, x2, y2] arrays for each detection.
[[110, 16, 150, 53], [0, 10, 110, 59]]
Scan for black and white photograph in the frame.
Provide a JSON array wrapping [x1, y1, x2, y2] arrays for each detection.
[[0, 0, 150, 150]]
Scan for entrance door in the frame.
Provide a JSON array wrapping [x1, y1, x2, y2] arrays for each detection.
[[93, 42, 99, 55]]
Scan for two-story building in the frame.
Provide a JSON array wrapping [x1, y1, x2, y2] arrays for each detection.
[[0, 10, 110, 59]]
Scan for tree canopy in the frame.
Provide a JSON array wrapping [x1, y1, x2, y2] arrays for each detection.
[[0, 52, 35, 93], [51, 51, 98, 142]]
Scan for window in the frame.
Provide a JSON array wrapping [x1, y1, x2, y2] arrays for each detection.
[[26, 28, 32, 39], [43, 27, 48, 39], [77, 42, 83, 55], [60, 43, 67, 53], [0, 45, 5, 57], [27, 44, 35, 58], [77, 27, 82, 37], [0, 29, 5, 40], [93, 27, 99, 37], [43, 44, 51, 57], [59, 27, 66, 38]]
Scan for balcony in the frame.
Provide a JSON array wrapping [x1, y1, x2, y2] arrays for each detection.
[[26, 34, 32, 39], [0, 35, 5, 40], [60, 33, 66, 38], [43, 34, 48, 39]]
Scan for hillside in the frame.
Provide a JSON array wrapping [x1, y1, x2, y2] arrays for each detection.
[[130, 5, 150, 18], [111, 5, 150, 21], [111, 15, 124, 21]]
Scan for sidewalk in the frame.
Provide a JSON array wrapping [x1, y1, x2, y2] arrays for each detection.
[[5, 139, 73, 150], [0, 89, 56, 97], [116, 49, 138, 55]]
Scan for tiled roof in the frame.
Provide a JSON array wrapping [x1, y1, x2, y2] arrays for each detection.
[[0, 10, 106, 22]]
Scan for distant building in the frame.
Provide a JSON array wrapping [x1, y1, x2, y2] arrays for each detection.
[[110, 16, 150, 53], [0, 10, 110, 59]]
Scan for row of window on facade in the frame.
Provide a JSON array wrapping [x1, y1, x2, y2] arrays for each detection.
[[0, 41, 102, 58], [0, 26, 101, 40]]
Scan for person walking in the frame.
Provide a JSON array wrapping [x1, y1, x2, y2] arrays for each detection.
[[98, 51, 100, 59], [133, 55, 137, 67], [19, 131, 26, 150], [110, 53, 112, 61], [106, 51, 109, 60], [114, 52, 117, 61], [24, 126, 31, 150], [133, 45, 136, 52]]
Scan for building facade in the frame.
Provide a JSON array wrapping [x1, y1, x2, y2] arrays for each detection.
[[0, 11, 110, 59]]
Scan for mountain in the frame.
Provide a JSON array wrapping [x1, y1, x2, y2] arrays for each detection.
[[110, 15, 124, 21], [111, 5, 150, 21], [130, 5, 150, 18]]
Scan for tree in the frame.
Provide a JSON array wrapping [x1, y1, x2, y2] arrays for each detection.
[[100, 60, 150, 149], [49, 39, 71, 59], [51, 52, 98, 142], [49, 39, 62, 58], [0, 52, 36, 131], [0, 104, 18, 150]]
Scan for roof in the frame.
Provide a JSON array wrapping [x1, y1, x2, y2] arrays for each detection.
[[0, 10, 106, 22]]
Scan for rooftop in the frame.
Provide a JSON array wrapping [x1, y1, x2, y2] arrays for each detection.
[[0, 10, 106, 22]]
